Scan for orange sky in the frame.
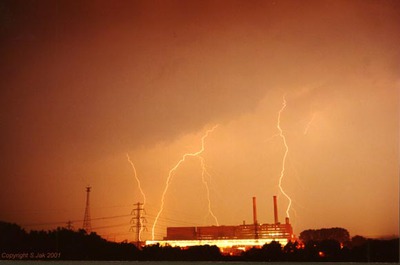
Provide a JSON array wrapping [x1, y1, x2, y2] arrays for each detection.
[[1, 0, 399, 242]]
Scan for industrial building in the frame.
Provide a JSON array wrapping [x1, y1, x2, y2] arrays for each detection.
[[146, 196, 294, 253]]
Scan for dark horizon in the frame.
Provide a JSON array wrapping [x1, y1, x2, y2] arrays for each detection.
[[1, 220, 399, 262]]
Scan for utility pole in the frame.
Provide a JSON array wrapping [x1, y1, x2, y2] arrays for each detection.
[[83, 186, 92, 233], [130, 202, 146, 247]]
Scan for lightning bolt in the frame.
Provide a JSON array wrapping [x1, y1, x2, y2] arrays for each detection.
[[276, 95, 292, 218], [303, 113, 316, 135], [199, 156, 219, 226], [127, 154, 146, 240], [151, 125, 218, 240]]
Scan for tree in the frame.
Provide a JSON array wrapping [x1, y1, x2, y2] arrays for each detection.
[[261, 241, 282, 261], [300, 227, 350, 244], [0, 221, 28, 251], [283, 241, 300, 261]]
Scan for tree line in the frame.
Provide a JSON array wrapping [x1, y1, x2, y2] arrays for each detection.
[[0, 221, 398, 262]]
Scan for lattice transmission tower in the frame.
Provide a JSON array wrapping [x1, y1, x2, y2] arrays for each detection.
[[82, 186, 92, 233], [130, 202, 146, 247]]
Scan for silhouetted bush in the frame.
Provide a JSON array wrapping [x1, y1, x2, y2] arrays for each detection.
[[0, 221, 28, 251], [261, 241, 282, 261], [282, 241, 301, 261], [349, 238, 399, 262], [183, 245, 222, 260]]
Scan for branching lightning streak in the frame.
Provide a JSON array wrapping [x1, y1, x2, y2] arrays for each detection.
[[304, 113, 316, 135], [127, 154, 146, 205], [265, 133, 280, 143], [199, 156, 219, 226], [127, 154, 146, 240], [277, 96, 292, 218], [151, 125, 219, 240]]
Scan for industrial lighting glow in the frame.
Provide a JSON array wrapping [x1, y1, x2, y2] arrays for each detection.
[[145, 238, 289, 249]]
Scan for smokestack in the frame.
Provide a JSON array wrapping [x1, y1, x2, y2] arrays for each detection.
[[252, 197, 257, 225], [252, 197, 258, 239], [273, 195, 279, 224]]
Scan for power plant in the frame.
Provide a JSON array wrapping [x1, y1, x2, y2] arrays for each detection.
[[146, 196, 294, 253]]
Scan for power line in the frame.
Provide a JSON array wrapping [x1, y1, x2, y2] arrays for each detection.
[[92, 223, 128, 230], [23, 214, 132, 228]]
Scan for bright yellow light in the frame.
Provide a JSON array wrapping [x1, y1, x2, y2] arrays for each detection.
[[146, 238, 289, 249]]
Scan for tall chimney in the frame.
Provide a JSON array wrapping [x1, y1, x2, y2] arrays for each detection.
[[252, 196, 258, 239], [252, 196, 258, 225], [273, 195, 279, 224]]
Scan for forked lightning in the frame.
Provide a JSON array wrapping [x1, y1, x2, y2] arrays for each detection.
[[151, 125, 219, 240], [276, 96, 292, 218]]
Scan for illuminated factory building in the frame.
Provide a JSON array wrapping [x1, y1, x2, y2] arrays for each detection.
[[146, 196, 294, 253]]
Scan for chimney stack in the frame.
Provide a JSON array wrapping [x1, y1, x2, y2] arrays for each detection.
[[273, 195, 279, 224], [252, 197, 259, 239], [252, 197, 258, 225]]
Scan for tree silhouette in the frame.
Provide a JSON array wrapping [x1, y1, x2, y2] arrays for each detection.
[[283, 241, 301, 261], [0, 222, 28, 251], [300, 227, 350, 244], [261, 241, 282, 261], [0, 221, 398, 262]]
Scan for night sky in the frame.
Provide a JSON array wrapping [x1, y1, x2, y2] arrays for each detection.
[[1, 0, 399, 242]]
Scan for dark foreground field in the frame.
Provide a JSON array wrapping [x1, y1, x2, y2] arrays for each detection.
[[1, 221, 398, 262]]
